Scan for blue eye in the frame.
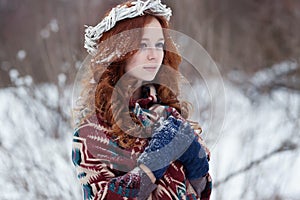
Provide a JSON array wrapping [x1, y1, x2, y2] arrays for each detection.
[[140, 43, 147, 49], [156, 42, 165, 49], [139, 42, 164, 50]]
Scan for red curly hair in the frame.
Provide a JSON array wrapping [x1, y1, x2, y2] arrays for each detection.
[[77, 2, 189, 149]]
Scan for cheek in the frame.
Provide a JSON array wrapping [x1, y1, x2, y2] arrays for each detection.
[[125, 53, 144, 73], [125, 59, 136, 73], [157, 51, 164, 65], [160, 51, 164, 62]]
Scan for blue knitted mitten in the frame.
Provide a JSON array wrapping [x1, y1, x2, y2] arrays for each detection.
[[178, 136, 209, 180], [138, 116, 194, 180]]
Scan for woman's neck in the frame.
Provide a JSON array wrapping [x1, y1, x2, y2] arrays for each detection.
[[132, 87, 142, 99], [130, 79, 143, 99]]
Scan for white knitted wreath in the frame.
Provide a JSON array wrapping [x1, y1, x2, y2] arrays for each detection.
[[84, 0, 172, 56]]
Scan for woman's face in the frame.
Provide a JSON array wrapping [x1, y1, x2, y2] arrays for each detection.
[[125, 17, 164, 81]]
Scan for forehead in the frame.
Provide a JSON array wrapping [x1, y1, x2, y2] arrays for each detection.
[[142, 17, 164, 38]]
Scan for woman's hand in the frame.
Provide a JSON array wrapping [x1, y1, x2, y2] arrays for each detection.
[[178, 137, 209, 180], [137, 116, 195, 181]]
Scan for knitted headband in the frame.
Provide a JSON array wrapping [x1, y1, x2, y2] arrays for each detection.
[[84, 0, 172, 56]]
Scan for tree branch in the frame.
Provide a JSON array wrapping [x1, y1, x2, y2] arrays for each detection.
[[214, 140, 298, 187]]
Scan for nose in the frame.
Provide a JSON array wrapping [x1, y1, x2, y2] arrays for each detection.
[[147, 47, 158, 61]]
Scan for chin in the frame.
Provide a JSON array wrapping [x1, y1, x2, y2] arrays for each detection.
[[142, 76, 156, 82]]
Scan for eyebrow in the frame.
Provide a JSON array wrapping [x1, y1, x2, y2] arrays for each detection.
[[141, 38, 165, 42]]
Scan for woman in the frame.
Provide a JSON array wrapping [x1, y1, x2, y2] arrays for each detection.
[[72, 1, 212, 199]]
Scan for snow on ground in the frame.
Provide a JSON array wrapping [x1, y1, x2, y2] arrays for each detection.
[[180, 70, 300, 200], [0, 70, 299, 199], [207, 82, 300, 200], [0, 84, 81, 200]]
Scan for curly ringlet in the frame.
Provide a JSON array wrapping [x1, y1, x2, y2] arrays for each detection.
[[78, 3, 190, 149]]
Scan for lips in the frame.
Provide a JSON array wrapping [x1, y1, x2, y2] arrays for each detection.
[[143, 66, 157, 72]]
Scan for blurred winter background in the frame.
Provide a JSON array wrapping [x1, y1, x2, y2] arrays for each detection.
[[0, 0, 300, 199]]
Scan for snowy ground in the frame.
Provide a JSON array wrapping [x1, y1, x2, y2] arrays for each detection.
[[0, 69, 299, 199], [209, 83, 300, 200], [0, 84, 81, 199]]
